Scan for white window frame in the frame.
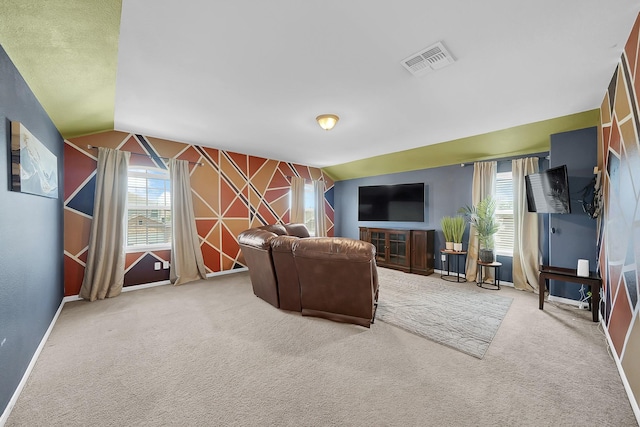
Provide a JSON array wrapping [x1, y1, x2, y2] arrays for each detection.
[[494, 171, 514, 257], [126, 166, 172, 252]]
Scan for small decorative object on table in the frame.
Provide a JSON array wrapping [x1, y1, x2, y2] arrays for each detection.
[[577, 259, 589, 277], [440, 216, 455, 250], [451, 215, 466, 252]]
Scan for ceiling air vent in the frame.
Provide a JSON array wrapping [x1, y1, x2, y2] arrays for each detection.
[[401, 41, 455, 77]]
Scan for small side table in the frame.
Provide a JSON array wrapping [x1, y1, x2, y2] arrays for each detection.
[[440, 250, 467, 283], [476, 261, 502, 290], [539, 265, 601, 322]]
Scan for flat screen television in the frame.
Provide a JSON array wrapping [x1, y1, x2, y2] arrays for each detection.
[[525, 165, 571, 214], [358, 183, 425, 222]]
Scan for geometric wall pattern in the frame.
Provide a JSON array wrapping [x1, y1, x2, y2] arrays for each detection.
[[63, 131, 335, 296], [599, 12, 640, 411]]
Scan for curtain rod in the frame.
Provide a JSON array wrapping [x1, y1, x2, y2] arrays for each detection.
[[285, 175, 324, 181], [86, 145, 203, 166], [460, 154, 550, 167]]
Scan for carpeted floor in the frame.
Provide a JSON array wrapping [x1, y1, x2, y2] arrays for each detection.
[[376, 267, 512, 358], [5, 271, 638, 426]]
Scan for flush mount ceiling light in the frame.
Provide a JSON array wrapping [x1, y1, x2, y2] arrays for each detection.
[[316, 114, 339, 131]]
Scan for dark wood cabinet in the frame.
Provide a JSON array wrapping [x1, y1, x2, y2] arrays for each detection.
[[359, 227, 434, 275], [410, 229, 435, 275]]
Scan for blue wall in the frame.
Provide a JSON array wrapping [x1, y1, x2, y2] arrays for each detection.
[[335, 165, 475, 275], [334, 133, 597, 297], [0, 45, 64, 416], [334, 155, 554, 284], [548, 127, 598, 300]]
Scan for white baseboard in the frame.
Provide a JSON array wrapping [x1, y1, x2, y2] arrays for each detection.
[[1, 267, 249, 426], [602, 319, 640, 424], [548, 294, 583, 308], [64, 267, 249, 301], [207, 267, 248, 277], [0, 300, 65, 427]]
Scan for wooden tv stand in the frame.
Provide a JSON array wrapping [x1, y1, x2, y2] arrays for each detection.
[[359, 227, 434, 275]]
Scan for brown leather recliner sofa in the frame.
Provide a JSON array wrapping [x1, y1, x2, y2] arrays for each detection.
[[237, 224, 379, 327], [237, 223, 309, 310], [292, 237, 379, 328]]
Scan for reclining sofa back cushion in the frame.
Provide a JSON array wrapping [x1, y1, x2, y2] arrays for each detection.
[[283, 223, 311, 238], [258, 224, 288, 236], [237, 228, 280, 308], [271, 235, 303, 311], [292, 237, 378, 327]]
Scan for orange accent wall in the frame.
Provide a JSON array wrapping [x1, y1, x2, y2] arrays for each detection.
[[63, 132, 334, 295], [600, 11, 640, 412]]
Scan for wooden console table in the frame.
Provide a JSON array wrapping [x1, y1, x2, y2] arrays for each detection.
[[538, 265, 601, 322]]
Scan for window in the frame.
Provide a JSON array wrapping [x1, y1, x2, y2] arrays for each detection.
[[290, 182, 316, 236], [494, 171, 514, 256], [303, 182, 315, 236], [127, 167, 171, 249]]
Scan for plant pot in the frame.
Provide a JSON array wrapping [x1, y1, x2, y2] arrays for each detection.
[[453, 242, 463, 252], [479, 248, 495, 263], [445, 241, 454, 250]]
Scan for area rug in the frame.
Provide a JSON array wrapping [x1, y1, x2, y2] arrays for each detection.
[[376, 267, 513, 359]]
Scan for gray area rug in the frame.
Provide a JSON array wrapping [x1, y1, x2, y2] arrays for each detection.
[[376, 267, 513, 359]]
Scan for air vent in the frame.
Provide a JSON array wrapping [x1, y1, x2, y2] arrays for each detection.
[[401, 41, 455, 77]]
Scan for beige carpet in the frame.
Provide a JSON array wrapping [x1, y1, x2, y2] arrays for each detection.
[[376, 267, 512, 358], [6, 271, 637, 426]]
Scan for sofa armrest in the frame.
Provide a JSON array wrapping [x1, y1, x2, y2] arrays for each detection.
[[238, 228, 277, 249]]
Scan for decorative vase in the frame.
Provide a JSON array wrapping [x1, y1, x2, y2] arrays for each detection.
[[479, 248, 495, 263], [453, 242, 463, 252], [445, 241, 454, 250]]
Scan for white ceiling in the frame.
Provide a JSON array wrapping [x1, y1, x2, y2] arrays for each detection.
[[114, 0, 640, 168]]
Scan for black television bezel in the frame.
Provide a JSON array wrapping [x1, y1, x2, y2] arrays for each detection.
[[525, 165, 571, 214], [357, 182, 425, 222]]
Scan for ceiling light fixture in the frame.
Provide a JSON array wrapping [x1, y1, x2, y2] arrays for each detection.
[[316, 114, 339, 131]]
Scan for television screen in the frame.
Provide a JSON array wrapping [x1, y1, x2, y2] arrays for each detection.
[[525, 165, 571, 214], [358, 183, 425, 222]]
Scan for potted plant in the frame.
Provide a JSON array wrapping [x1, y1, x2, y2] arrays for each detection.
[[459, 196, 500, 262], [451, 215, 466, 252], [440, 216, 454, 250]]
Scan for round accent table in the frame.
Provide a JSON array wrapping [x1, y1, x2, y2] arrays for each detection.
[[476, 260, 502, 290], [440, 250, 467, 282]]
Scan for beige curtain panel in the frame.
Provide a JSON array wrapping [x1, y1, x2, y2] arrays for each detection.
[[465, 161, 497, 283], [313, 180, 327, 237], [512, 157, 540, 292], [169, 159, 207, 286], [290, 176, 306, 224], [79, 147, 130, 301]]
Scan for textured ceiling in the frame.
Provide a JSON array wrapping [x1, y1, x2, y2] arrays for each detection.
[[1, 1, 639, 174], [0, 1, 121, 138]]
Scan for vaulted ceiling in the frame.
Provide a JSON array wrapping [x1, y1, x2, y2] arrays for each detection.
[[1, 1, 638, 177]]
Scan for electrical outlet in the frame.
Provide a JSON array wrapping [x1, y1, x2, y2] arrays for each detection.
[[163, 261, 170, 269], [154, 262, 161, 270], [441, 254, 446, 261]]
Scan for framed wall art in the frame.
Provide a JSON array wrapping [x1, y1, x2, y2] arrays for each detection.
[[10, 121, 58, 199]]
